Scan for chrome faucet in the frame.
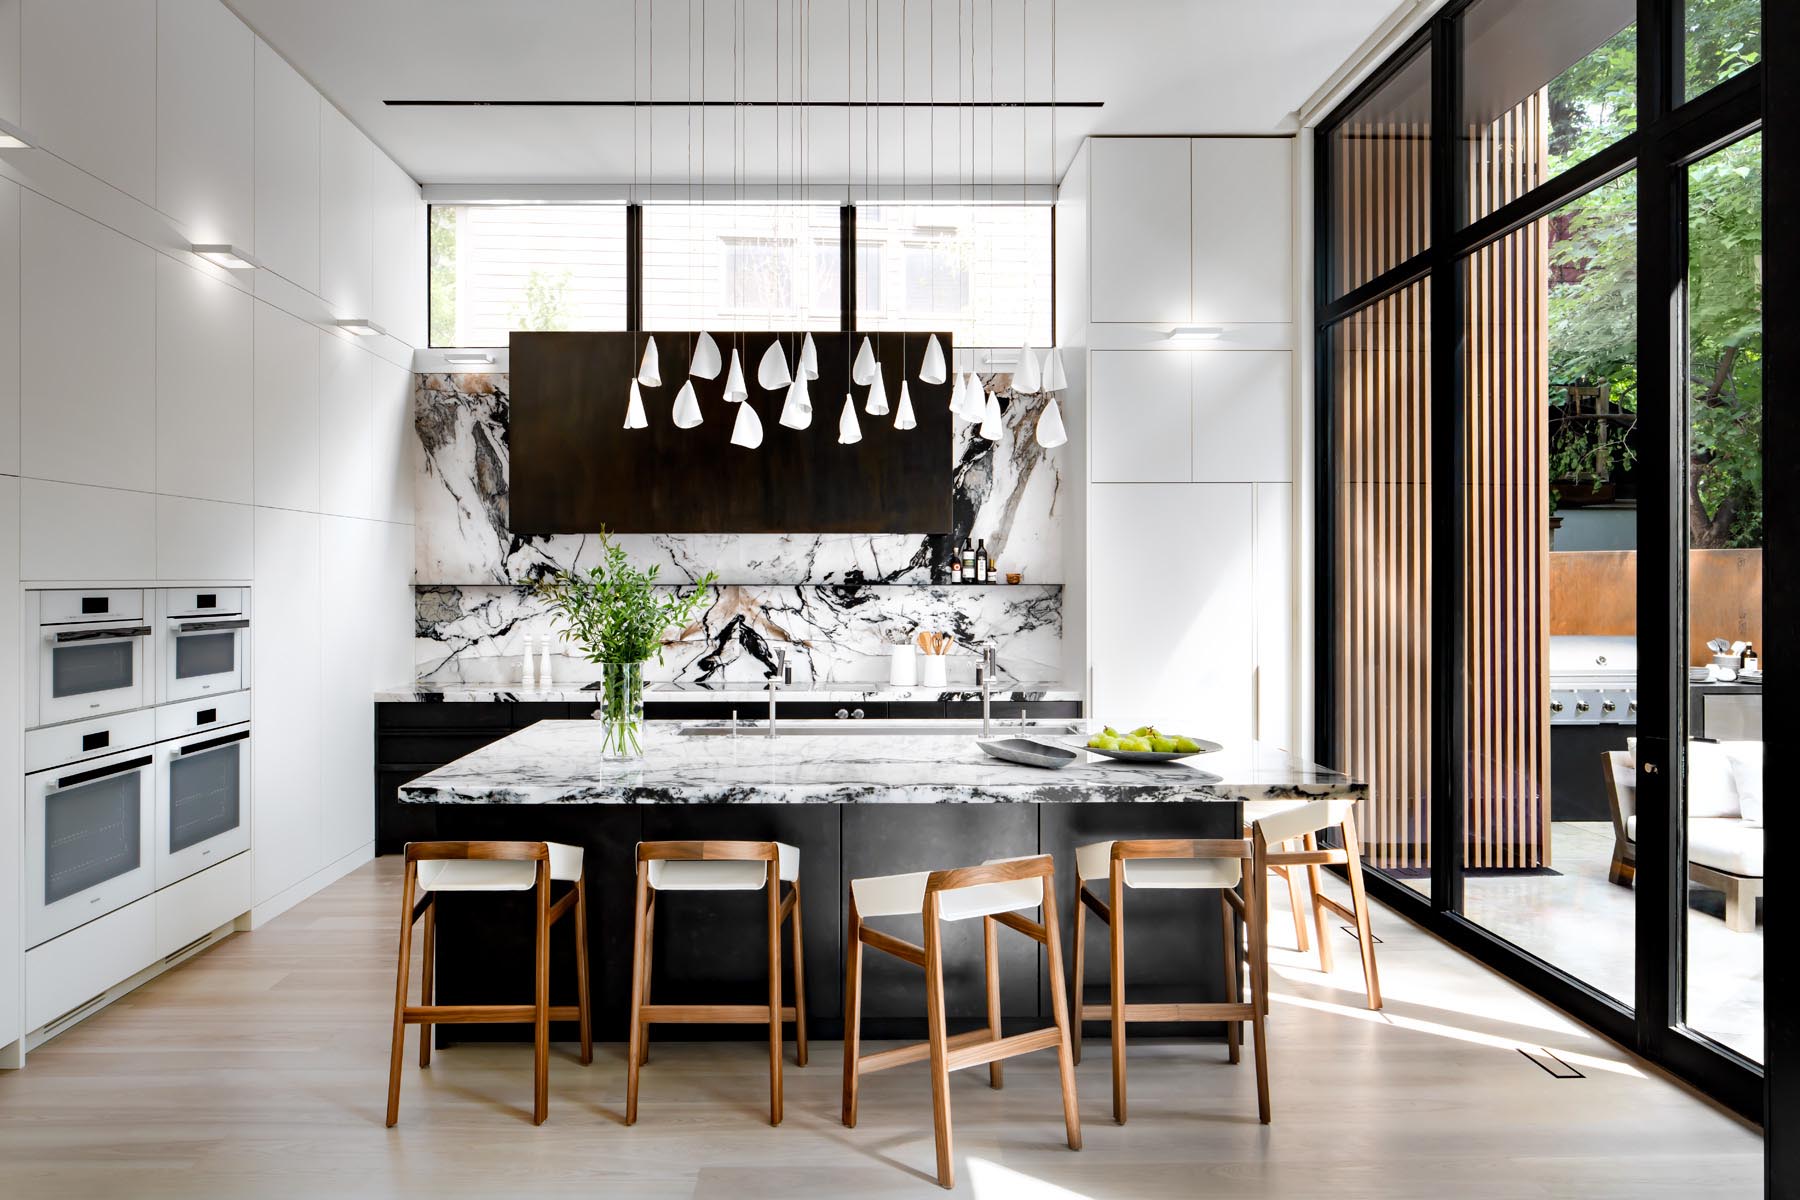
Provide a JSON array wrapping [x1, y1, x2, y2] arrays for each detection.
[[767, 649, 791, 739], [977, 642, 998, 736]]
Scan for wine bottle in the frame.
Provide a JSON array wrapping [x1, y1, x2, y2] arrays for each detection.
[[961, 538, 975, 583], [975, 539, 989, 582], [950, 544, 962, 583]]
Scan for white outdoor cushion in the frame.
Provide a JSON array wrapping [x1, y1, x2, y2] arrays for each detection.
[[1627, 816, 1763, 878], [645, 841, 799, 891], [1721, 741, 1764, 827], [852, 858, 1043, 921], [1075, 841, 1242, 890], [416, 842, 584, 892], [1686, 741, 1741, 819]]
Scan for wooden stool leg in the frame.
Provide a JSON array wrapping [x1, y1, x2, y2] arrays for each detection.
[[1040, 878, 1082, 1153], [1303, 832, 1333, 975], [637, 892, 655, 1067], [625, 865, 650, 1126], [983, 915, 1004, 1089], [1244, 855, 1271, 1124], [574, 875, 592, 1066], [789, 882, 809, 1067], [418, 895, 435, 1068], [385, 865, 418, 1128], [1070, 875, 1086, 1066], [922, 896, 955, 1190], [532, 862, 550, 1126], [841, 898, 864, 1128], [766, 861, 784, 1126], [1219, 892, 1240, 1065], [1340, 817, 1383, 1010], [1283, 858, 1311, 953], [1109, 868, 1127, 1125]]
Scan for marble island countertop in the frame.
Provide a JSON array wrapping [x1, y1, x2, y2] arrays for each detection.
[[397, 719, 1363, 806], [377, 680, 1083, 704]]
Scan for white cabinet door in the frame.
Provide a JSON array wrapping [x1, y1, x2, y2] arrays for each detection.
[[157, 258, 254, 504], [0, 0, 18, 125], [20, 478, 156, 580], [157, 0, 254, 252], [1253, 482, 1294, 750], [156, 495, 252, 580], [1191, 139, 1292, 325], [1089, 483, 1255, 751], [254, 304, 322, 512], [1090, 350, 1190, 483], [319, 105, 374, 320], [1190, 350, 1291, 483], [253, 38, 321, 292], [318, 334, 374, 518], [0, 476, 19, 1051], [252, 506, 321, 905], [20, 0, 156, 204], [319, 514, 377, 863], [372, 155, 422, 347], [1088, 138, 1191, 324], [0, 175, 17, 476], [370, 358, 415, 525], [21, 193, 156, 492]]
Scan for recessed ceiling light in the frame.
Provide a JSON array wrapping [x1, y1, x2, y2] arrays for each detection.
[[444, 351, 496, 365], [0, 117, 35, 149], [334, 318, 386, 337], [190, 243, 259, 271]]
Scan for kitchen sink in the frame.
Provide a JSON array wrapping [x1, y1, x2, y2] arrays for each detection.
[[677, 719, 1084, 738]]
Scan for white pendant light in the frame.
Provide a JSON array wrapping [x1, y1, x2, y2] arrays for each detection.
[[1013, 342, 1041, 395], [838, 393, 863, 445], [1042, 347, 1068, 393], [919, 335, 948, 385], [864, 360, 889, 416], [779, 375, 813, 429], [953, 371, 984, 421], [730, 399, 764, 449], [852, 337, 877, 386], [894, 380, 917, 430], [638, 336, 662, 387], [672, 380, 703, 429], [623, 379, 649, 430], [979, 390, 1005, 442], [690, 332, 722, 379], [1035, 396, 1067, 448], [758, 340, 792, 390], [799, 332, 820, 380], [723, 349, 748, 403]]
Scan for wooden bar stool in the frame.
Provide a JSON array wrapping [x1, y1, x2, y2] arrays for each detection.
[[1071, 837, 1269, 1124], [626, 840, 807, 1127], [385, 840, 591, 1127], [1244, 798, 1382, 1010], [842, 854, 1080, 1191]]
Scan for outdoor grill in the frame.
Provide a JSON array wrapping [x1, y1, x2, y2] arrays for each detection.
[[1548, 635, 1638, 726]]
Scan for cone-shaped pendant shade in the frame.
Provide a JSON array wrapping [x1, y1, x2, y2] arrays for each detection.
[[1035, 395, 1068, 448], [757, 340, 792, 390], [979, 390, 1004, 442], [729, 399, 764, 449], [690, 332, 722, 379], [894, 380, 917, 430], [1013, 342, 1041, 394], [838, 393, 863, 445], [671, 379, 703, 429], [637, 336, 661, 387], [778, 376, 813, 429], [799, 332, 820, 380], [1042, 347, 1068, 393], [723, 349, 748, 403], [955, 372, 986, 421], [864, 360, 889, 416], [623, 379, 649, 429], [919, 335, 948, 385], [852, 337, 877, 386]]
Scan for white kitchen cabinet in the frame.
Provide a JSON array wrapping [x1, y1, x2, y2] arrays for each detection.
[[1089, 350, 1190, 483], [252, 505, 322, 905], [378, 519, 415, 685], [0, 0, 19, 125], [1192, 139, 1293, 325], [20, 0, 156, 205], [254, 38, 321, 293], [370, 358, 415, 525], [1088, 483, 1255, 752], [20, 478, 155, 580], [156, 495, 253, 580], [372, 155, 423, 347], [319, 105, 374, 320], [1190, 350, 1292, 483], [254, 303, 322, 512], [21, 192, 157, 492], [1253, 482, 1294, 749], [157, 0, 255, 253], [157, 258, 255, 503], [155, 852, 250, 958], [0, 476, 20, 1053], [0, 175, 18, 476], [318, 515, 377, 863], [1088, 138, 1191, 324], [25, 894, 155, 1031], [319, 334, 374, 518]]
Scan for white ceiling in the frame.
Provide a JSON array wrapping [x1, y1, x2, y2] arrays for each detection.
[[225, 0, 1405, 188]]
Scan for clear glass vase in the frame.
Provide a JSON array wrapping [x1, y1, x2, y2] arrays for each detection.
[[595, 661, 645, 758]]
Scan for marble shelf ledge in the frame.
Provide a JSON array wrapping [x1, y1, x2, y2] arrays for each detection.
[[376, 680, 1084, 704]]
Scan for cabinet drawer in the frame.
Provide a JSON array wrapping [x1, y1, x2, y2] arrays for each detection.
[[377, 702, 512, 731], [155, 852, 250, 957], [376, 730, 512, 765], [26, 896, 156, 1031]]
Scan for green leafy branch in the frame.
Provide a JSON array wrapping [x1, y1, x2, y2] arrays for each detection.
[[532, 531, 718, 665]]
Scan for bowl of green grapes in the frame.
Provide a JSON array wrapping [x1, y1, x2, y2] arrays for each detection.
[[1071, 725, 1223, 764]]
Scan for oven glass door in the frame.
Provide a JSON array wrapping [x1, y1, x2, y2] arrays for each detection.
[[165, 621, 247, 702], [156, 729, 250, 887], [40, 628, 150, 724], [28, 751, 156, 946]]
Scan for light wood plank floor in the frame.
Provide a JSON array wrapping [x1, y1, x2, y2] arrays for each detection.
[[0, 856, 1762, 1198]]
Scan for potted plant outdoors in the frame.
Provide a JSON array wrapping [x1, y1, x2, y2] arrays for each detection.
[[532, 533, 717, 758]]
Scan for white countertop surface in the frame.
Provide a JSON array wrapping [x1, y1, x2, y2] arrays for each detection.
[[377, 680, 1084, 704]]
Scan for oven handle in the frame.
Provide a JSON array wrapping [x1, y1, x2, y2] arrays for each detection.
[[53, 625, 153, 644], [178, 729, 251, 756], [56, 754, 153, 790], [176, 619, 250, 633]]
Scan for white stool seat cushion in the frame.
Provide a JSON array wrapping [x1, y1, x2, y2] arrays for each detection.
[[852, 859, 1042, 921], [646, 841, 800, 891], [1075, 841, 1241, 890], [416, 842, 584, 892], [1253, 798, 1358, 846]]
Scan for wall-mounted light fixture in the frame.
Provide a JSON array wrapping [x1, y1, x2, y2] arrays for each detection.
[[1167, 325, 1225, 341], [444, 351, 496, 366], [190, 244, 259, 271], [0, 117, 35, 150], [334, 318, 386, 338]]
